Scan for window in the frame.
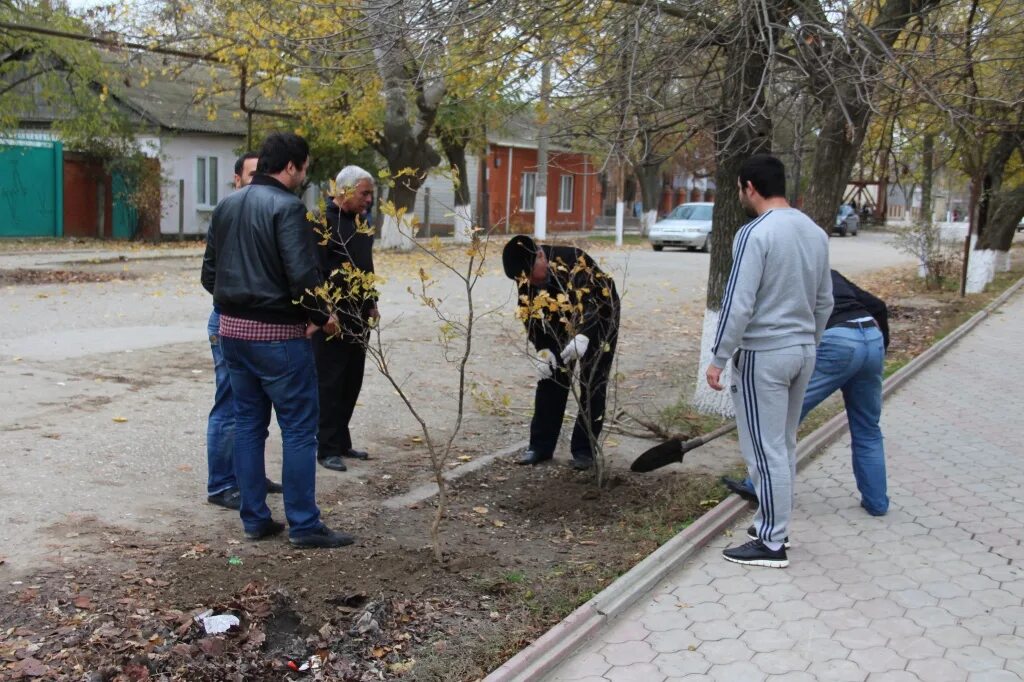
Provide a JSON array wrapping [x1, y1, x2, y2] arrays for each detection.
[[520, 172, 536, 211], [558, 175, 574, 212], [196, 156, 219, 208]]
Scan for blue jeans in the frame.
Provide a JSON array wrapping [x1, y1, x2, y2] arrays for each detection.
[[220, 336, 324, 537], [206, 310, 236, 496], [739, 325, 889, 515]]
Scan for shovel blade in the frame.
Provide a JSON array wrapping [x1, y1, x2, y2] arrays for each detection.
[[631, 438, 685, 473]]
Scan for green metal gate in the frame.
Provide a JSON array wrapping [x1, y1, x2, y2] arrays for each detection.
[[111, 170, 138, 239], [0, 138, 63, 237]]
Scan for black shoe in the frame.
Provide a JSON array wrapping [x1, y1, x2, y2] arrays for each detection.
[[266, 479, 283, 494], [208, 489, 241, 510], [723, 539, 788, 568], [289, 526, 356, 549], [318, 455, 348, 472], [517, 449, 553, 465], [570, 454, 594, 470], [343, 448, 370, 460], [747, 525, 791, 549], [245, 519, 285, 541], [722, 476, 757, 503]]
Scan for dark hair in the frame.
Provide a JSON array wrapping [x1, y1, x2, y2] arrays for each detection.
[[234, 152, 258, 176], [256, 133, 309, 175], [502, 235, 538, 280], [738, 154, 786, 199]]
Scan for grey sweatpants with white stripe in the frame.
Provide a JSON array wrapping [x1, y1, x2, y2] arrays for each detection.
[[731, 345, 816, 546]]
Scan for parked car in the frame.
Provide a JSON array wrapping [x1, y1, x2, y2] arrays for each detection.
[[649, 202, 714, 252], [834, 204, 860, 237]]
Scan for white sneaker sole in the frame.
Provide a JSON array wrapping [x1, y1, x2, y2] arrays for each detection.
[[723, 554, 789, 568]]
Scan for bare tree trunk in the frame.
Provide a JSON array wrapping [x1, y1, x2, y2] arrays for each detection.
[[800, 0, 944, 230], [969, 130, 1024, 288], [694, 3, 776, 416], [365, 0, 445, 250], [921, 133, 934, 226], [441, 133, 472, 243], [636, 163, 662, 237]]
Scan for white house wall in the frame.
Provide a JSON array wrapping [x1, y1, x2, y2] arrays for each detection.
[[157, 134, 245, 237], [410, 156, 480, 232]]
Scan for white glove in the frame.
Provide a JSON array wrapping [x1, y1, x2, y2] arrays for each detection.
[[531, 348, 558, 380], [560, 334, 590, 364]]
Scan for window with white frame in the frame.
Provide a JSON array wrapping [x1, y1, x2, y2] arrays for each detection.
[[520, 172, 537, 211], [558, 175, 574, 212], [196, 156, 219, 208]]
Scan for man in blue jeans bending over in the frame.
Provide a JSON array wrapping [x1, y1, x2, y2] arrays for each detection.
[[202, 132, 353, 548], [206, 152, 285, 510], [722, 269, 890, 518]]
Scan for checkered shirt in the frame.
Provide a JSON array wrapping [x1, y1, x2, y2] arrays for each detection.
[[218, 314, 307, 341]]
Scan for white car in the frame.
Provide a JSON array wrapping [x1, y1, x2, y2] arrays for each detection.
[[649, 202, 714, 252]]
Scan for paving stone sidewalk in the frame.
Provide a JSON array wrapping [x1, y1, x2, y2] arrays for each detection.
[[547, 288, 1024, 682]]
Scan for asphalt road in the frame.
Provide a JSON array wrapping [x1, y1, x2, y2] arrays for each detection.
[[0, 231, 916, 576]]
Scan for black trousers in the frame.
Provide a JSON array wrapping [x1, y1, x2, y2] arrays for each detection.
[[529, 330, 618, 458], [312, 330, 367, 458]]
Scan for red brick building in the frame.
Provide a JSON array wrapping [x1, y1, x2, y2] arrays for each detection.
[[484, 145, 602, 234]]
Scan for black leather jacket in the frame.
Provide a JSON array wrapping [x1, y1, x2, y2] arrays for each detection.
[[201, 175, 328, 326]]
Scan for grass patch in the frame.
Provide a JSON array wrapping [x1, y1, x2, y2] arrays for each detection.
[[657, 398, 732, 439], [583, 234, 648, 246]]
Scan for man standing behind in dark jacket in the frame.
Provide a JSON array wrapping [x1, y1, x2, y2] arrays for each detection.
[[314, 165, 379, 473], [723, 269, 891, 517], [502, 235, 619, 470], [201, 132, 353, 549]]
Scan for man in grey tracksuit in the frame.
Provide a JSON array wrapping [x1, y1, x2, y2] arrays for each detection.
[[705, 154, 833, 568]]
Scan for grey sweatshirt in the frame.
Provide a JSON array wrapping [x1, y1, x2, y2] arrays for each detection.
[[710, 208, 833, 368]]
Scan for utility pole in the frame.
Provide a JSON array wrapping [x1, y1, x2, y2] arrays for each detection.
[[534, 60, 550, 240]]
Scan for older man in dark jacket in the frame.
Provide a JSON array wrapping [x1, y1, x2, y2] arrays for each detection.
[[201, 132, 353, 549], [502, 235, 619, 470], [313, 165, 379, 472]]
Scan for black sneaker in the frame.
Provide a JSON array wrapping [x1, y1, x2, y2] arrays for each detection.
[[208, 489, 241, 510], [266, 479, 284, 494], [747, 525, 791, 549], [723, 539, 788, 568], [721, 476, 757, 503], [289, 526, 356, 549], [245, 519, 285, 541]]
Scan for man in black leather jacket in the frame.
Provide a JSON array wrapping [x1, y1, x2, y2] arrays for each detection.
[[313, 165, 379, 472], [201, 132, 353, 549]]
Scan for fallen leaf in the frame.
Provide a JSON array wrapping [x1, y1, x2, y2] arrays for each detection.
[[472, 506, 489, 515], [176, 464, 193, 473], [492, 520, 506, 528], [72, 596, 92, 609], [388, 659, 416, 674], [112, 416, 128, 423], [457, 455, 472, 462]]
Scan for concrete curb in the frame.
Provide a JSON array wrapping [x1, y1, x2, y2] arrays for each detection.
[[381, 439, 527, 510], [484, 275, 1024, 682]]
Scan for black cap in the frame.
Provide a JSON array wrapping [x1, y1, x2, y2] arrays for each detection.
[[502, 235, 538, 280]]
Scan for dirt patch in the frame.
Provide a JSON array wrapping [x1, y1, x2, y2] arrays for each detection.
[[0, 462, 724, 681], [0, 268, 139, 286]]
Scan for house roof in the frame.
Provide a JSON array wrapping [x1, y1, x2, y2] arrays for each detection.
[[101, 52, 257, 137], [487, 112, 585, 154]]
